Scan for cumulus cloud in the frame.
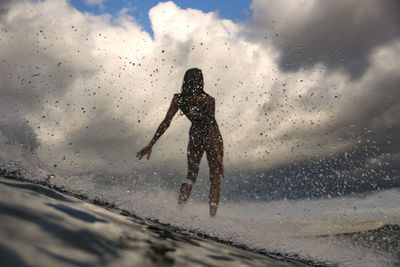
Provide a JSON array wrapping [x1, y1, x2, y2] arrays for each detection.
[[0, 0, 398, 195], [249, 0, 400, 78]]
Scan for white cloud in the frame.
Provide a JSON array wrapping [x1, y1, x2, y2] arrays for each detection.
[[0, 0, 398, 177], [250, 0, 400, 77]]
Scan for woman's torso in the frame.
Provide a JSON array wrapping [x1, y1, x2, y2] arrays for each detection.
[[176, 93, 215, 125], [176, 93, 221, 146]]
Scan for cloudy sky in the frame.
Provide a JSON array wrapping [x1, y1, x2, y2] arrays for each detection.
[[0, 0, 399, 197]]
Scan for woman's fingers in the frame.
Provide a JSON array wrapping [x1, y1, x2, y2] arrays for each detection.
[[137, 148, 145, 160], [137, 147, 151, 160]]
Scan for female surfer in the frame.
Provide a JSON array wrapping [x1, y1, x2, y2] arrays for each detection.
[[136, 68, 224, 217]]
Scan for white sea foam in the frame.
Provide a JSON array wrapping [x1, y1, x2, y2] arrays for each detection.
[[43, 172, 399, 267], [0, 138, 398, 266]]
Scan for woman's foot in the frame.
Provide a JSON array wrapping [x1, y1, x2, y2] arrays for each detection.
[[209, 202, 218, 217], [178, 182, 193, 205]]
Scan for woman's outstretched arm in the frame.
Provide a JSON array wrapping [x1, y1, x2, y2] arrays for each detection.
[[137, 95, 180, 160]]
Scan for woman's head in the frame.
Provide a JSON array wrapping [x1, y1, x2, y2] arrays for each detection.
[[181, 68, 204, 96]]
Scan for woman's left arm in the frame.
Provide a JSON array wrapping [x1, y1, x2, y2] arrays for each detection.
[[137, 95, 180, 160]]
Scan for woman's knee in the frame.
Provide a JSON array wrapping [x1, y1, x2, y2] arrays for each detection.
[[210, 173, 220, 185], [187, 164, 200, 178], [209, 160, 223, 175]]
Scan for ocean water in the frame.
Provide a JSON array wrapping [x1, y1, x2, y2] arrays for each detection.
[[1, 167, 399, 266], [0, 138, 399, 266], [69, 178, 400, 266], [1, 176, 316, 267]]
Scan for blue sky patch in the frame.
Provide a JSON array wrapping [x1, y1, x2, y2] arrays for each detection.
[[69, 0, 252, 36]]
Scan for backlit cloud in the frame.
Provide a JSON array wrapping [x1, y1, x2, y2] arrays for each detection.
[[0, 0, 398, 190]]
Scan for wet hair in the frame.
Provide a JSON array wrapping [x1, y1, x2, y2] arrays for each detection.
[[181, 68, 204, 96]]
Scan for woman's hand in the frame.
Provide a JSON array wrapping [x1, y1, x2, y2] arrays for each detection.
[[136, 144, 152, 160]]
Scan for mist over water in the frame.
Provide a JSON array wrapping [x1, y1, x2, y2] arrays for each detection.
[[0, 0, 399, 266]]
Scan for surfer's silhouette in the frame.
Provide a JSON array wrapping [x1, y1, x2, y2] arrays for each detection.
[[137, 68, 224, 217]]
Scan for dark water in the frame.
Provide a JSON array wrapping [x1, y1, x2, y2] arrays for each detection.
[[1, 175, 399, 267], [0, 176, 310, 267]]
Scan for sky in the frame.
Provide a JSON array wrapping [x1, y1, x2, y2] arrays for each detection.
[[69, 0, 252, 35], [0, 0, 399, 199]]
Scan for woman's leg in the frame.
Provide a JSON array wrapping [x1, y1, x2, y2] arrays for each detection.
[[206, 136, 223, 217], [178, 139, 203, 205]]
